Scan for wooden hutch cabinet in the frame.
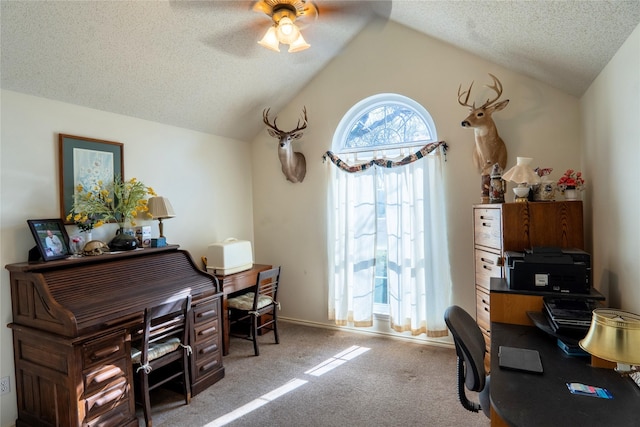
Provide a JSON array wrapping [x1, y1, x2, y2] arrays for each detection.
[[472, 201, 585, 358], [5, 246, 224, 427]]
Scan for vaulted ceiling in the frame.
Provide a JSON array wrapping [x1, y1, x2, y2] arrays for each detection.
[[2, 1, 639, 142]]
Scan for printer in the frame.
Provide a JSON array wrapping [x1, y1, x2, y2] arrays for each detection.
[[505, 247, 591, 294]]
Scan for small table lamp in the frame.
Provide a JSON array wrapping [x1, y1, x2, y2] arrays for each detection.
[[502, 157, 541, 202], [147, 196, 175, 241], [579, 309, 640, 375]]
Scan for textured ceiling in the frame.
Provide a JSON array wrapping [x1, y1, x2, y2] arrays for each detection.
[[2, 1, 639, 142]]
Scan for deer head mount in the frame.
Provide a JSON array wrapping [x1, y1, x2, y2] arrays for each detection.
[[263, 106, 308, 183], [458, 73, 509, 176]]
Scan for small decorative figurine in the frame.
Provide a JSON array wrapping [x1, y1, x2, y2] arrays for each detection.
[[489, 163, 505, 203]]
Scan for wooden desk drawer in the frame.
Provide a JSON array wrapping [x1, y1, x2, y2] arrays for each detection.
[[85, 404, 132, 427], [193, 299, 220, 325], [195, 353, 223, 378], [83, 331, 127, 368], [83, 358, 128, 395], [474, 208, 502, 250], [84, 375, 130, 421], [194, 340, 221, 361], [475, 249, 502, 291], [193, 319, 220, 344], [476, 289, 491, 336]]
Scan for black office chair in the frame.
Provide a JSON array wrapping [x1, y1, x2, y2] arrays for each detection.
[[227, 266, 281, 356], [131, 296, 193, 427], [444, 305, 491, 418]]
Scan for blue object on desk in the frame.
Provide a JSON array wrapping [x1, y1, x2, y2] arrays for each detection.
[[151, 237, 167, 248], [557, 338, 590, 357]]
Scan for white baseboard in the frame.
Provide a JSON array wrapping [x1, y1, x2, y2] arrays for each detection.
[[279, 316, 454, 349]]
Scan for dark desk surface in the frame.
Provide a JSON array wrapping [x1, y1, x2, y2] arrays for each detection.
[[491, 322, 640, 427]]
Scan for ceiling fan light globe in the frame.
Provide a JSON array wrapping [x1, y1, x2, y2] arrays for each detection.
[[258, 26, 280, 52], [276, 18, 300, 44], [288, 33, 310, 52]]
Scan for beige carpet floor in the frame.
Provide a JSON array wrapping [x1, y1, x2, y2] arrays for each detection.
[[138, 320, 490, 427]]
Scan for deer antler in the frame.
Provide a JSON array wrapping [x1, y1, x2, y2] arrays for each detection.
[[457, 81, 475, 109], [292, 106, 308, 134], [478, 73, 503, 109], [262, 107, 308, 135], [263, 108, 282, 133]]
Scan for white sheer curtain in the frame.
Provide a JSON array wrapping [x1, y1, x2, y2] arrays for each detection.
[[327, 166, 377, 327], [327, 151, 451, 336], [382, 154, 451, 337]]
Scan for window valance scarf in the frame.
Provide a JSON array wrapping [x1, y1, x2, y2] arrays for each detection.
[[323, 141, 447, 173]]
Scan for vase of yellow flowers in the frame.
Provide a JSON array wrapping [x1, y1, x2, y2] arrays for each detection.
[[67, 175, 156, 251]]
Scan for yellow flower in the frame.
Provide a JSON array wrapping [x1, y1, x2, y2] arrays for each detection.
[[67, 175, 155, 229]]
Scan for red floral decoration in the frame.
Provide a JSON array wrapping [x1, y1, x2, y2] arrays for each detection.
[[557, 169, 585, 191]]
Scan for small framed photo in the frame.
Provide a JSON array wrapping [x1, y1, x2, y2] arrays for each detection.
[[27, 219, 71, 261]]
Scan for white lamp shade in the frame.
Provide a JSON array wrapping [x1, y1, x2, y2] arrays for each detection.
[[288, 33, 310, 52], [502, 157, 541, 184], [147, 197, 175, 219], [258, 26, 280, 52]]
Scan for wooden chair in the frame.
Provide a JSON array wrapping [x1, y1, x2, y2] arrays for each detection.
[[227, 266, 281, 356], [131, 295, 193, 426]]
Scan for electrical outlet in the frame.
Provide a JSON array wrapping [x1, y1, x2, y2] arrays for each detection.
[[0, 376, 10, 395]]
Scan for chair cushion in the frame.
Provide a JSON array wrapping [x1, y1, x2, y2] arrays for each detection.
[[227, 292, 273, 311], [131, 337, 181, 364]]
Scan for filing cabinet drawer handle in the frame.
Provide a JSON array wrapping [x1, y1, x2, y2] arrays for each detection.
[[480, 257, 495, 266], [481, 222, 492, 227], [91, 345, 120, 360]]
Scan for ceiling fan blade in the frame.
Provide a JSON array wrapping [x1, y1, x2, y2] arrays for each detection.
[[316, 0, 392, 20], [203, 20, 265, 58], [252, 1, 273, 15]]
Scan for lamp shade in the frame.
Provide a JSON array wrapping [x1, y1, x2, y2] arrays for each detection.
[[502, 157, 541, 184], [147, 196, 175, 220], [579, 309, 640, 366], [288, 33, 310, 52], [258, 26, 280, 52]]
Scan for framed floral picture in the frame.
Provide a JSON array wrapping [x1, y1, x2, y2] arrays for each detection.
[[59, 134, 124, 224], [27, 218, 71, 261]]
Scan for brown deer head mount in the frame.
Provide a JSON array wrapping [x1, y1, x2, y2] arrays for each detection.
[[263, 106, 308, 183], [458, 73, 509, 175]]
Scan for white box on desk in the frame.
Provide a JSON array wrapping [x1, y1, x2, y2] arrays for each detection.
[[135, 226, 152, 248], [206, 238, 253, 275]]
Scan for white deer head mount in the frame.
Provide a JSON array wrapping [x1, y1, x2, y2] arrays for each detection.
[[263, 106, 308, 183], [458, 73, 509, 176]]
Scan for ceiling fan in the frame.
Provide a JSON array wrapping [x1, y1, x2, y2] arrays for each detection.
[[251, 0, 392, 53], [253, 0, 318, 53]]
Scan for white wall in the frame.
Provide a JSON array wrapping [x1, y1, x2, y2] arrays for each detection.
[[0, 90, 254, 426], [581, 23, 640, 313], [251, 22, 583, 328]]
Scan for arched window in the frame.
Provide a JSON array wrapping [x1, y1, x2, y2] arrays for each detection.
[[326, 94, 451, 337], [333, 93, 438, 155]]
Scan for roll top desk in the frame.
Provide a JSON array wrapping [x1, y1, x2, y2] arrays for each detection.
[[5, 246, 225, 427]]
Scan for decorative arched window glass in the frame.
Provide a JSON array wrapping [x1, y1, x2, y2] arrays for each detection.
[[333, 93, 438, 157], [326, 93, 451, 338]]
